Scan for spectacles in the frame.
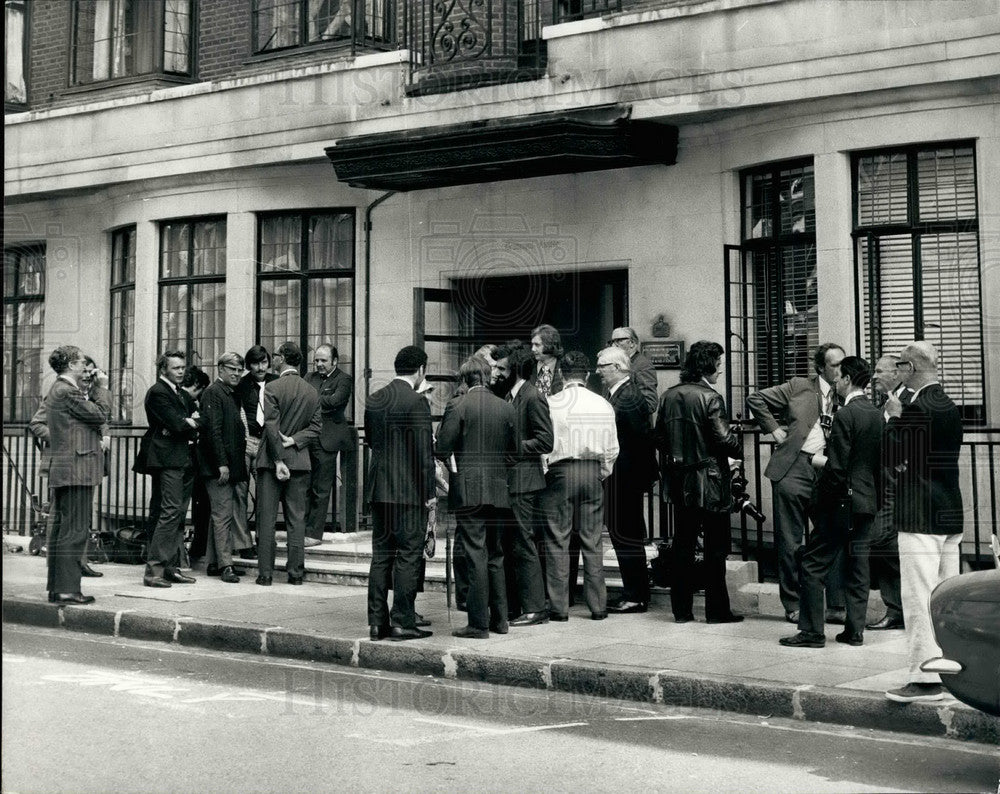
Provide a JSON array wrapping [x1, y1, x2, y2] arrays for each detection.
[[221, 364, 242, 373], [608, 338, 630, 345], [596, 362, 616, 369]]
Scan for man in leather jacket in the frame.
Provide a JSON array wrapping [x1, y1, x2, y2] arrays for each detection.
[[655, 341, 743, 624]]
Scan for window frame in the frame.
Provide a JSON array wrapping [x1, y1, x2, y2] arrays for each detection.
[[850, 139, 985, 424], [255, 208, 356, 372], [3, 242, 46, 423], [156, 215, 227, 370], [5, 0, 29, 110], [108, 225, 136, 424], [250, 0, 395, 56]]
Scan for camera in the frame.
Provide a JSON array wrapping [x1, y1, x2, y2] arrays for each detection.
[[731, 471, 767, 523]]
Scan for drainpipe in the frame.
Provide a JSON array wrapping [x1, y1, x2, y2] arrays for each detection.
[[363, 191, 396, 398]]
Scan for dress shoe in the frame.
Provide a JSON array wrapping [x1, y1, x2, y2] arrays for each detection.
[[47, 592, 58, 602], [674, 614, 696, 623], [52, 593, 96, 605], [207, 564, 222, 576], [490, 622, 509, 635], [510, 611, 549, 626], [415, 612, 432, 627], [867, 614, 905, 631], [785, 610, 800, 624], [591, 612, 608, 621], [143, 574, 172, 588], [165, 569, 196, 584], [303, 537, 322, 548], [547, 612, 569, 622], [607, 600, 648, 614], [825, 608, 846, 625], [706, 613, 745, 624], [238, 547, 258, 560], [79, 563, 103, 578], [835, 630, 863, 646], [456, 600, 468, 612], [779, 632, 826, 648], [255, 575, 272, 586], [452, 626, 489, 639], [220, 566, 240, 584], [885, 682, 944, 703], [369, 625, 390, 641], [287, 575, 304, 585], [389, 626, 432, 641]]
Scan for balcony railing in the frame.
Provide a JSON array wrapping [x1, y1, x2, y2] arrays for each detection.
[[5, 423, 997, 579]]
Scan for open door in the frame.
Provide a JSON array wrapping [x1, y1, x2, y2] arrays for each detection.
[[413, 287, 480, 419]]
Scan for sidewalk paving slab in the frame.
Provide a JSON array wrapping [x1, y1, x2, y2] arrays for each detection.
[[2, 552, 997, 746]]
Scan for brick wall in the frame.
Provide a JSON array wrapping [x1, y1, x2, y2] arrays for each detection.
[[198, 0, 253, 81], [27, 0, 73, 108]]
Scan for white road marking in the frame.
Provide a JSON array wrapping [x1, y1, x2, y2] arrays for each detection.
[[615, 715, 692, 721], [413, 717, 589, 735]]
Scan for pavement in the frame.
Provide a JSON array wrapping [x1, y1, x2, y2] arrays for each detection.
[[2, 544, 998, 747]]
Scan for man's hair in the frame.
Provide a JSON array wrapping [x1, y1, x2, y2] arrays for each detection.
[[839, 356, 871, 389], [182, 365, 210, 391], [813, 342, 845, 374], [560, 350, 590, 379], [598, 346, 630, 371], [218, 351, 244, 370], [394, 345, 428, 376], [244, 345, 270, 367], [83, 355, 97, 368], [530, 324, 563, 358], [680, 341, 724, 384], [315, 343, 338, 360], [156, 350, 186, 374], [904, 340, 938, 371], [495, 342, 534, 381], [876, 352, 901, 365], [459, 356, 491, 388], [473, 344, 497, 363], [49, 345, 82, 375], [276, 342, 302, 368], [614, 327, 639, 344]]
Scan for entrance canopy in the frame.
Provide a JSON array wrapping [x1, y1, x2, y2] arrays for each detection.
[[325, 104, 678, 191]]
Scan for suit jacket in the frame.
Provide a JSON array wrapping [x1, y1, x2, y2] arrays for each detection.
[[198, 379, 248, 482], [608, 379, 658, 490], [305, 368, 356, 452], [143, 378, 197, 469], [746, 373, 827, 481], [257, 370, 322, 472], [815, 395, 883, 515], [436, 387, 516, 510], [884, 383, 964, 535], [29, 385, 111, 476], [364, 378, 435, 506], [43, 377, 110, 488], [507, 380, 553, 494], [630, 351, 659, 416], [235, 371, 279, 438]]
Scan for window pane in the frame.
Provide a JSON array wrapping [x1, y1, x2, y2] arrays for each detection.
[[5, 0, 27, 104], [308, 212, 353, 269], [112, 227, 136, 286], [16, 300, 45, 421], [2, 304, 12, 420], [163, 0, 191, 74], [111, 288, 136, 422], [260, 215, 301, 273], [3, 248, 16, 294], [190, 281, 226, 368], [258, 279, 301, 355], [309, 0, 352, 41], [255, 0, 302, 51], [856, 153, 907, 226], [18, 248, 45, 295], [917, 146, 977, 222], [743, 172, 773, 239], [161, 222, 190, 277], [858, 234, 915, 363], [192, 220, 227, 277], [308, 276, 353, 374], [778, 164, 814, 236], [160, 283, 188, 351]]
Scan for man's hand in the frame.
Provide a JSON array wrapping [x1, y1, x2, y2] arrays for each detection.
[[217, 465, 230, 485], [95, 370, 110, 389], [185, 416, 198, 428], [280, 433, 295, 448], [884, 393, 903, 419], [771, 427, 788, 444], [275, 461, 290, 481], [425, 497, 437, 508], [810, 452, 827, 469]]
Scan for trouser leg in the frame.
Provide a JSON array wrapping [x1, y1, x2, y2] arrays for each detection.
[[702, 510, 733, 621], [845, 515, 873, 635], [206, 477, 237, 569], [670, 505, 697, 619], [341, 436, 359, 532], [574, 462, 606, 616], [255, 470, 281, 579], [389, 504, 424, 630], [146, 467, 192, 575], [306, 445, 336, 540], [457, 508, 490, 630], [48, 486, 92, 594], [770, 456, 815, 614], [539, 466, 571, 616], [367, 503, 395, 627], [283, 472, 310, 578], [508, 493, 546, 615], [797, 507, 844, 637]]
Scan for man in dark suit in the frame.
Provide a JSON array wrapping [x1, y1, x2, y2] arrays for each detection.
[[609, 327, 658, 416], [41, 345, 110, 604], [529, 323, 564, 398], [494, 343, 552, 627], [746, 342, 846, 623], [365, 345, 436, 641], [305, 343, 358, 544], [254, 342, 321, 586], [598, 346, 658, 614], [884, 341, 964, 704], [437, 357, 517, 638], [142, 350, 200, 588], [781, 356, 883, 648], [199, 352, 248, 584]]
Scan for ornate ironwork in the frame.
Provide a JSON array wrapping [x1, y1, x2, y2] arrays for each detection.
[[431, 0, 491, 64]]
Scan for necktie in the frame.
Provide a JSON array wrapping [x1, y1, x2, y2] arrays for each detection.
[[536, 367, 552, 398], [256, 383, 266, 428], [506, 392, 514, 403]]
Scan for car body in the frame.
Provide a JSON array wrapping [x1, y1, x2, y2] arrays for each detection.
[[921, 568, 1000, 716]]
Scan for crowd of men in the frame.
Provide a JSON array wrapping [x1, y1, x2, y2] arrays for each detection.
[[33, 325, 965, 705]]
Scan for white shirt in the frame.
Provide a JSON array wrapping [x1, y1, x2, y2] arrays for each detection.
[[544, 382, 619, 480], [800, 377, 833, 455], [608, 377, 629, 398], [509, 379, 525, 401]]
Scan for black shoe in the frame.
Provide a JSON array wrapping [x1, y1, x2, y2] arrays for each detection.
[[490, 622, 509, 635], [591, 612, 608, 621], [238, 548, 258, 560], [452, 626, 489, 639], [548, 612, 569, 622], [867, 614, 905, 631], [706, 613, 745, 624], [52, 593, 95, 605], [80, 563, 103, 578], [779, 632, 826, 648], [220, 566, 240, 584], [414, 612, 432, 627], [456, 601, 468, 612], [674, 614, 696, 623], [143, 574, 172, 588], [510, 611, 550, 627], [255, 575, 272, 586], [231, 566, 246, 576], [389, 626, 432, 641], [607, 600, 648, 614], [287, 575, 304, 585], [47, 592, 58, 602], [206, 564, 222, 576], [165, 569, 196, 584], [835, 631, 863, 646], [369, 625, 390, 641], [785, 610, 800, 624], [825, 608, 846, 625]]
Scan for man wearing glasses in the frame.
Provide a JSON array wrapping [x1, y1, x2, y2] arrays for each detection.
[[883, 342, 964, 704], [609, 327, 658, 416]]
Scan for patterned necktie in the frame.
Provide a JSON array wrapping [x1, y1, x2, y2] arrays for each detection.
[[536, 366, 552, 398]]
